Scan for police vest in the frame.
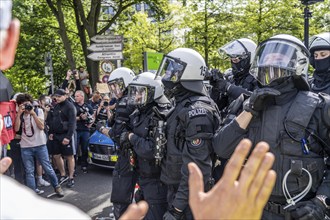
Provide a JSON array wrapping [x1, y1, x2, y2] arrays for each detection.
[[256, 91, 329, 201], [161, 96, 220, 185]]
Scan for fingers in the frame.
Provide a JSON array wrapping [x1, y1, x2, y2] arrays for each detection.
[[0, 157, 12, 174], [216, 139, 252, 187], [255, 170, 276, 210], [188, 163, 205, 217], [238, 141, 270, 193], [247, 151, 275, 198], [119, 201, 149, 220]]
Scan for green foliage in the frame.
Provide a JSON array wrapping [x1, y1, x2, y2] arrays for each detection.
[[7, 0, 329, 96]]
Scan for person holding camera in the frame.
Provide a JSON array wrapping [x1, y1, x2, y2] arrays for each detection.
[[61, 69, 81, 98], [14, 93, 64, 197], [94, 95, 113, 125], [74, 90, 94, 174]]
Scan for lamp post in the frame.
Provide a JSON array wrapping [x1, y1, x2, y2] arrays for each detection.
[[301, 0, 324, 49]]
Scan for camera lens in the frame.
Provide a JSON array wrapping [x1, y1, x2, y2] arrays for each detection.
[[24, 104, 33, 111], [104, 101, 109, 106]]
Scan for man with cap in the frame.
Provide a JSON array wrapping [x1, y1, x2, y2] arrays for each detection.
[[46, 89, 77, 187]]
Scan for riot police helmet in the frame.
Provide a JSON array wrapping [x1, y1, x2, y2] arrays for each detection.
[[156, 48, 208, 96], [250, 34, 310, 89], [309, 32, 330, 71], [128, 72, 169, 107], [218, 38, 257, 76], [107, 67, 135, 98]]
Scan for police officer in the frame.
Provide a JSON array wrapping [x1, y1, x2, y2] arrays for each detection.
[[97, 67, 137, 219], [156, 48, 220, 219], [213, 34, 330, 219], [208, 38, 258, 111], [120, 72, 171, 219], [309, 32, 330, 94]]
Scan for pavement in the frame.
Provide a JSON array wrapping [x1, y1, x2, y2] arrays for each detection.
[[39, 165, 114, 220]]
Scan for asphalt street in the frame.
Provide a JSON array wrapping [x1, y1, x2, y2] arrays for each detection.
[[40, 165, 114, 220]]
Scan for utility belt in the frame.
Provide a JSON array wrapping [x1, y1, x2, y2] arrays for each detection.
[[264, 202, 287, 216]]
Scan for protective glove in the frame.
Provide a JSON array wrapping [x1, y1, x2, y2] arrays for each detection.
[[95, 120, 106, 133], [290, 198, 326, 220], [243, 88, 281, 116], [120, 132, 131, 150], [163, 207, 183, 220]]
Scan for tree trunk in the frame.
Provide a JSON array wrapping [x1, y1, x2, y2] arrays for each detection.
[[46, 0, 76, 70]]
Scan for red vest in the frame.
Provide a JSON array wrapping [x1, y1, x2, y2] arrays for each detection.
[[0, 101, 16, 145]]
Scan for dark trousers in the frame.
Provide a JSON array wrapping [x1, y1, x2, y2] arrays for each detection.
[[139, 177, 167, 220], [76, 130, 90, 167], [9, 139, 25, 184], [111, 151, 138, 219], [167, 184, 194, 220]]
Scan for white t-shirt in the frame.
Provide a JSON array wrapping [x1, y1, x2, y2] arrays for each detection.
[[20, 108, 47, 148], [0, 175, 91, 219]]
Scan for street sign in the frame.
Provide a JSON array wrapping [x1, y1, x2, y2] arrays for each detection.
[[87, 51, 123, 61], [88, 43, 123, 52], [90, 35, 123, 43]]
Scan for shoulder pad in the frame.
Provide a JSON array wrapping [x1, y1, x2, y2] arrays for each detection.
[[318, 92, 330, 127]]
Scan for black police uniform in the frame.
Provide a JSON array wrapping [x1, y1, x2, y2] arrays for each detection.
[[210, 68, 258, 112], [128, 103, 170, 220], [213, 78, 330, 219], [107, 95, 137, 219], [161, 92, 220, 219]]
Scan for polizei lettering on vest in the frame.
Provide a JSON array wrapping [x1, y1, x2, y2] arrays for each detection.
[[188, 108, 207, 118]]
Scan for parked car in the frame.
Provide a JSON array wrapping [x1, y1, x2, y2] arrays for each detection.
[[88, 130, 118, 169]]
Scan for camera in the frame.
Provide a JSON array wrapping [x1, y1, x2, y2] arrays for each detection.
[[24, 104, 33, 111], [103, 101, 109, 106], [79, 106, 93, 125]]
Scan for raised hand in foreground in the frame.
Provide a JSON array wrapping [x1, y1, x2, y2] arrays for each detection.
[[189, 139, 276, 220]]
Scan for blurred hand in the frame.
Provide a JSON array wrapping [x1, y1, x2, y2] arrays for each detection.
[[119, 201, 148, 220], [62, 138, 70, 145], [188, 139, 276, 220], [0, 157, 12, 174]]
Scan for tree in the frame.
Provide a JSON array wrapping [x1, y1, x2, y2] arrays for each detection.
[[45, 0, 169, 89]]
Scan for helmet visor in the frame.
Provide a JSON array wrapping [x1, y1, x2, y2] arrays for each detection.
[[127, 84, 154, 106], [157, 55, 187, 83], [251, 40, 307, 85], [108, 78, 125, 96]]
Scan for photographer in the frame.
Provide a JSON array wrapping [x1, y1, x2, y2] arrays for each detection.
[[94, 95, 113, 125], [14, 93, 64, 197], [74, 90, 94, 173]]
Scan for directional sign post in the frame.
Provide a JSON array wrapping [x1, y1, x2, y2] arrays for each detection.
[[87, 51, 123, 61], [88, 43, 123, 52], [90, 35, 123, 43]]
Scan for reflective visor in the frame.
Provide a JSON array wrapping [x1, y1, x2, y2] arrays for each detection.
[[255, 66, 294, 85], [108, 78, 125, 96], [157, 55, 187, 83], [127, 84, 154, 106]]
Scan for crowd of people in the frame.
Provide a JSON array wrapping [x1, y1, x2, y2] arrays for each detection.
[[1, 0, 330, 219]]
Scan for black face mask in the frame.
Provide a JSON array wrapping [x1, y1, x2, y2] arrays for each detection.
[[231, 57, 250, 76], [314, 56, 330, 73]]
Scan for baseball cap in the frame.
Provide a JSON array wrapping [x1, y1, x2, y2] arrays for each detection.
[[0, 0, 12, 30], [53, 89, 66, 97]]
